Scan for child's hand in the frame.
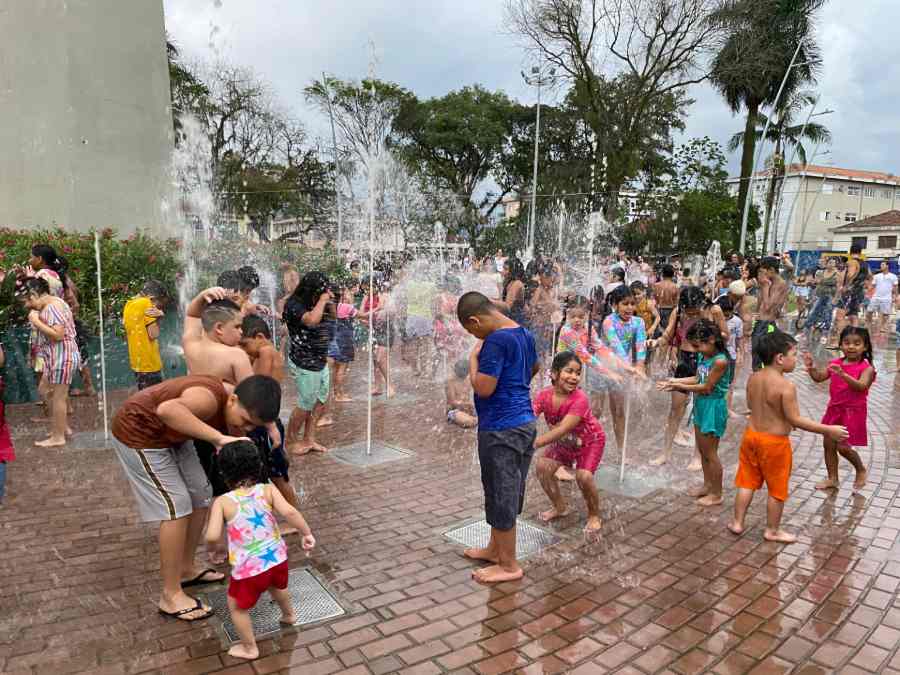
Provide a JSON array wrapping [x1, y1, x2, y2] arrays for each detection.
[[202, 287, 230, 304], [827, 363, 844, 377], [825, 425, 849, 442], [27, 310, 40, 325], [268, 425, 282, 449], [656, 380, 673, 391], [301, 533, 316, 551], [214, 434, 251, 451], [145, 307, 164, 319], [802, 352, 814, 369]]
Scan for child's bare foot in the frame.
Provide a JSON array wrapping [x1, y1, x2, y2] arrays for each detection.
[[585, 515, 602, 531], [687, 458, 702, 472], [334, 395, 354, 402], [727, 522, 744, 535], [687, 485, 709, 498], [289, 442, 312, 455], [539, 506, 569, 522], [227, 643, 260, 660], [35, 436, 66, 447], [386, 387, 397, 398], [463, 547, 498, 563], [763, 529, 797, 544], [310, 442, 328, 453], [472, 564, 524, 584], [555, 466, 575, 481], [697, 494, 723, 507], [279, 611, 297, 626], [370, 388, 383, 396], [815, 478, 838, 491], [316, 416, 334, 428], [674, 430, 693, 447], [649, 454, 669, 466], [207, 549, 227, 565], [853, 470, 868, 492]]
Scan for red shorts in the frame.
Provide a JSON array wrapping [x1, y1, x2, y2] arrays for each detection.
[[228, 560, 289, 610], [543, 434, 605, 475]]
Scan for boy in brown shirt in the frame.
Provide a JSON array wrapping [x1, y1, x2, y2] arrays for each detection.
[[729, 332, 847, 543], [111, 374, 281, 621]]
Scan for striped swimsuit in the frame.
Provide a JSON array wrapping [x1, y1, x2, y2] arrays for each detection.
[[37, 301, 81, 385]]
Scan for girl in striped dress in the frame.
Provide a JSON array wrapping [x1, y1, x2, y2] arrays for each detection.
[[22, 277, 80, 447]]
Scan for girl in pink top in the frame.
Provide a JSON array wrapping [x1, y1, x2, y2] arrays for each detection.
[[803, 327, 874, 493], [533, 351, 607, 531]]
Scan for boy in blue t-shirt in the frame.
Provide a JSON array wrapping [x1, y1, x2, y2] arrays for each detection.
[[457, 291, 539, 583]]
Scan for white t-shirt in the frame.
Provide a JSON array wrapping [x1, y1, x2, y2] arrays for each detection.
[[726, 315, 743, 360], [873, 272, 898, 300]]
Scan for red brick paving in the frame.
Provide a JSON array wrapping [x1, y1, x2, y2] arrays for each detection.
[[2, 342, 900, 674]]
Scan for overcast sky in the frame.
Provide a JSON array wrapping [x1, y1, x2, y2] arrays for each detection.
[[163, 0, 899, 177]]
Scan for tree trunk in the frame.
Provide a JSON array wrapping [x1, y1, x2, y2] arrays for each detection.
[[737, 99, 759, 247], [762, 136, 781, 253]]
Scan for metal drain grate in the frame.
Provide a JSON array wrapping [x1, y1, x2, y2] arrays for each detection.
[[205, 567, 345, 643], [66, 430, 113, 450], [444, 518, 562, 559], [330, 441, 414, 467], [594, 465, 670, 499]]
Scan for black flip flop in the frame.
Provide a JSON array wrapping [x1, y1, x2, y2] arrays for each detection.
[[158, 598, 213, 622], [181, 568, 225, 588]]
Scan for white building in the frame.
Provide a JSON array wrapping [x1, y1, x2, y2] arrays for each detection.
[[0, 1, 173, 235], [728, 164, 900, 251], [830, 210, 900, 259]]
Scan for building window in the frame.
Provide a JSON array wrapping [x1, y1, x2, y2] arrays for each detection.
[[821, 183, 833, 194], [878, 235, 898, 249], [820, 211, 831, 222], [848, 186, 861, 196], [883, 189, 893, 199], [851, 236, 867, 249], [863, 187, 876, 198], [845, 212, 857, 223]]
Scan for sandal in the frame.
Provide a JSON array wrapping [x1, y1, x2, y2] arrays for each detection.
[[181, 568, 225, 588], [158, 598, 213, 622]]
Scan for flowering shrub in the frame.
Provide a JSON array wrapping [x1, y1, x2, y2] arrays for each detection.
[[0, 227, 181, 332]]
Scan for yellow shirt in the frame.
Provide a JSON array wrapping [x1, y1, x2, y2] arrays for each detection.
[[123, 296, 162, 373]]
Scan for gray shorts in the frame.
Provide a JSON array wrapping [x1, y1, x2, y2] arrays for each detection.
[[478, 421, 537, 530], [112, 437, 212, 522]]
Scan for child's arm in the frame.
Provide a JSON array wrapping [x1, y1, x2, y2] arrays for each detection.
[[648, 300, 661, 336], [633, 318, 647, 369], [255, 346, 279, 378], [828, 363, 875, 392], [664, 358, 727, 394], [469, 342, 498, 398], [657, 375, 699, 391], [205, 496, 227, 544], [534, 413, 582, 449], [156, 387, 245, 449], [0, 344, 4, 368], [27, 310, 65, 341], [267, 485, 315, 550], [301, 291, 333, 327], [183, 287, 229, 344], [781, 381, 849, 441], [802, 353, 830, 382]]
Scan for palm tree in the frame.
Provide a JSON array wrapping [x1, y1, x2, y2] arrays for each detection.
[[728, 90, 832, 248], [709, 0, 826, 249]]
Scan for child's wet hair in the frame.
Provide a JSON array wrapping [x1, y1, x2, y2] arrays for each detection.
[[294, 271, 330, 311], [234, 374, 281, 422], [201, 298, 241, 331], [217, 440, 264, 488], [607, 285, 634, 307], [629, 280, 646, 293], [551, 350, 581, 374], [679, 285, 706, 310], [237, 266, 260, 292], [241, 315, 271, 340], [717, 297, 734, 313], [457, 291, 494, 323], [686, 318, 728, 359], [839, 326, 874, 365], [755, 330, 796, 366], [452, 359, 469, 380], [216, 270, 242, 292]]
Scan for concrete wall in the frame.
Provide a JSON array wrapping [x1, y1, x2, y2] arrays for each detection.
[[0, 0, 172, 235]]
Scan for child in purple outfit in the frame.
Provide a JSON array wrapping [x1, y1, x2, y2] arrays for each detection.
[[803, 326, 874, 492]]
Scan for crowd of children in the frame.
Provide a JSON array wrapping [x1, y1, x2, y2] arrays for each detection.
[[0, 247, 889, 659]]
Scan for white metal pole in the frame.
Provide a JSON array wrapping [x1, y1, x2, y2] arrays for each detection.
[[529, 80, 542, 256], [740, 38, 805, 254], [93, 231, 109, 441]]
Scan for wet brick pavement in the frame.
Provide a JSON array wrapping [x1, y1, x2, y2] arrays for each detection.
[[2, 338, 900, 674]]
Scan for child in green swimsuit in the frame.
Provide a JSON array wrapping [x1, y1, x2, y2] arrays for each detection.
[[657, 318, 732, 507]]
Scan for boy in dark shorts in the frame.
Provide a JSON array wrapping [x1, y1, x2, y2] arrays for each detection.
[[457, 291, 539, 583], [240, 316, 302, 517], [111, 374, 281, 621]]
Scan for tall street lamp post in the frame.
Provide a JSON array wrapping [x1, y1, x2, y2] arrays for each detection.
[[522, 65, 555, 258]]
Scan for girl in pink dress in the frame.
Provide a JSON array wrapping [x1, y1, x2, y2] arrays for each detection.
[[533, 351, 607, 531], [803, 326, 874, 492]]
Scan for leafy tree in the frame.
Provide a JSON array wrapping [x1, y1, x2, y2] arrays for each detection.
[[727, 89, 831, 248], [709, 0, 825, 236], [166, 37, 209, 141], [393, 85, 531, 250]]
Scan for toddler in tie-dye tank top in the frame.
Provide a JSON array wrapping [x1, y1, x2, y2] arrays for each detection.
[[206, 440, 316, 660]]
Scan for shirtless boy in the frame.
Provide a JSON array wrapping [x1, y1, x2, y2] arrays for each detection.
[[183, 288, 254, 390], [729, 331, 848, 543], [239, 315, 302, 516], [751, 257, 789, 371], [652, 264, 679, 340]]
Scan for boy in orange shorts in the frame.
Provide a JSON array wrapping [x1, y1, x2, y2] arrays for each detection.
[[729, 331, 848, 543]]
